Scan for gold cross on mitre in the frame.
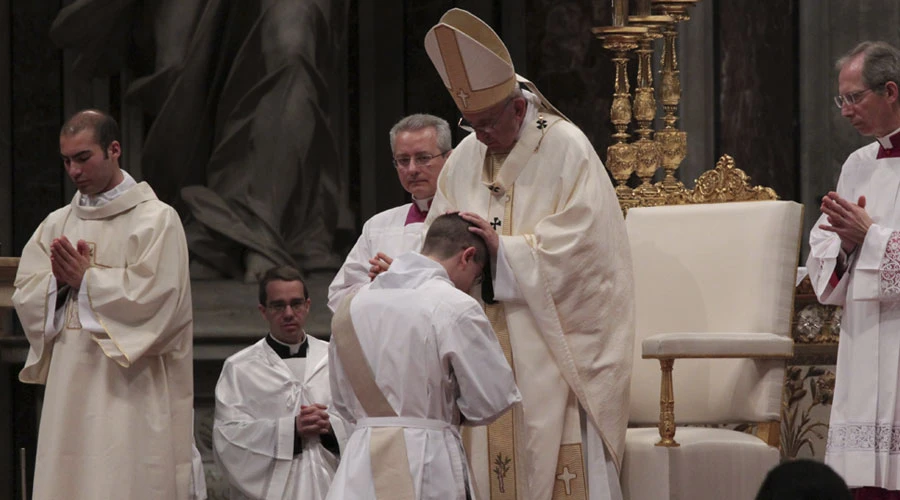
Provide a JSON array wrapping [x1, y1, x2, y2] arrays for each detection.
[[455, 88, 470, 108]]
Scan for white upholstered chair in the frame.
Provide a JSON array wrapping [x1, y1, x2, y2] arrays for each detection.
[[621, 200, 803, 500]]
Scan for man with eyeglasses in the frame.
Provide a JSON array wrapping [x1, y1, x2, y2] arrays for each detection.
[[214, 265, 347, 499], [808, 41, 900, 498], [422, 9, 634, 500], [327, 114, 452, 312]]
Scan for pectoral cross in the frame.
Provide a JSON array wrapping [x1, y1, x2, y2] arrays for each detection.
[[556, 466, 576, 495], [490, 217, 502, 230], [456, 88, 470, 108]]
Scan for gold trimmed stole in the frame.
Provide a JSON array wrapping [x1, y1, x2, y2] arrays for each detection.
[[330, 293, 416, 500]]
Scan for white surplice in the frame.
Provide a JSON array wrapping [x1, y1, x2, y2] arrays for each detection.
[[326, 252, 521, 500], [213, 335, 347, 500], [13, 181, 195, 500], [327, 203, 426, 312], [426, 93, 634, 500], [808, 141, 900, 489]]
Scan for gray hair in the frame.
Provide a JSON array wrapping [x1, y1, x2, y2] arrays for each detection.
[[389, 114, 451, 154], [836, 41, 900, 91]]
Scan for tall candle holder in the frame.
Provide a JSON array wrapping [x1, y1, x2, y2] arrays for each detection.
[[592, 26, 647, 212], [628, 14, 672, 205], [651, 0, 697, 203]]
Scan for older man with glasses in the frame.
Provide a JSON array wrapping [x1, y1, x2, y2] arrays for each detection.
[[808, 41, 900, 499], [422, 8, 634, 500], [327, 114, 452, 312], [214, 265, 348, 499]]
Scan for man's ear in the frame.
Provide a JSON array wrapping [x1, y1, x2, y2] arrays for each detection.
[[884, 81, 900, 103], [107, 140, 122, 159], [461, 246, 477, 265], [513, 97, 527, 119], [258, 304, 267, 317]]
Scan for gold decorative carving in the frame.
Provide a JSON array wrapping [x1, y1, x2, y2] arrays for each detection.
[[689, 154, 778, 204], [633, 139, 664, 205], [656, 358, 679, 447], [613, 153, 777, 212], [793, 276, 841, 345], [632, 88, 656, 124], [608, 142, 638, 210], [655, 128, 688, 201], [757, 421, 781, 448], [593, 27, 646, 144]]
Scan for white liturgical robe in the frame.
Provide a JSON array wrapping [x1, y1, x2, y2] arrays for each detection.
[[326, 252, 521, 500], [214, 335, 346, 500], [808, 140, 900, 490], [426, 94, 634, 500], [13, 182, 195, 500], [327, 202, 426, 312]]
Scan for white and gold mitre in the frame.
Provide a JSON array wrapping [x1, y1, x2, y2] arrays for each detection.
[[424, 8, 517, 113]]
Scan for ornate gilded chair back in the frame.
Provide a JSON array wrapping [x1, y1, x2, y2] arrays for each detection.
[[615, 154, 778, 212]]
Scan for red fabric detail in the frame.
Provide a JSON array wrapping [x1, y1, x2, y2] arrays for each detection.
[[405, 203, 427, 225], [876, 130, 900, 159], [830, 270, 841, 288], [853, 487, 900, 500], [875, 146, 900, 159]]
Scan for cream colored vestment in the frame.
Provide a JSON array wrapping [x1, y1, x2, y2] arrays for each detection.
[[14, 182, 194, 500], [427, 107, 634, 500]]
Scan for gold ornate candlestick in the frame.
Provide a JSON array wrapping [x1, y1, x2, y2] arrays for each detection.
[[628, 14, 671, 205], [592, 26, 646, 211], [652, 0, 697, 203]]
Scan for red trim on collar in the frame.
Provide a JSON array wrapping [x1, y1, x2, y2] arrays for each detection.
[[877, 130, 900, 159], [405, 203, 428, 225]]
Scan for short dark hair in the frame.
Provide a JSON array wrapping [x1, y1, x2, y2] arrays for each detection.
[[258, 265, 308, 305], [422, 213, 488, 264], [60, 109, 122, 158], [755, 459, 850, 500]]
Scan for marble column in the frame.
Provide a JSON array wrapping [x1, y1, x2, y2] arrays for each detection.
[[403, 0, 462, 146], [676, 0, 715, 187], [8, 2, 64, 495], [11, 1, 65, 255], [0, 0, 10, 259], [717, 0, 798, 201], [0, 3, 10, 494], [357, 0, 405, 220], [525, 0, 616, 162]]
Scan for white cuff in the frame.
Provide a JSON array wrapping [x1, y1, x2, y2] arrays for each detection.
[[44, 276, 66, 341], [77, 279, 105, 334], [492, 238, 524, 302]]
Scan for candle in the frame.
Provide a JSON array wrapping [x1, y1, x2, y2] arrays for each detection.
[[612, 0, 628, 26]]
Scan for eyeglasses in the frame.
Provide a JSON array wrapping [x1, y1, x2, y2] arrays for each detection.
[[458, 98, 514, 134], [834, 85, 883, 108], [392, 151, 449, 170], [266, 300, 307, 314]]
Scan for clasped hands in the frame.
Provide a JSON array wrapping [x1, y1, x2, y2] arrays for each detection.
[[819, 192, 873, 254], [50, 236, 91, 290], [295, 404, 332, 438]]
